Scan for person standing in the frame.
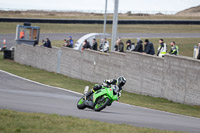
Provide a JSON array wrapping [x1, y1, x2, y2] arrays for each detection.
[[68, 36, 74, 48], [197, 42, 200, 60], [20, 30, 25, 39], [118, 39, 124, 52], [104, 38, 109, 52], [63, 39, 68, 47], [169, 41, 179, 55], [99, 38, 109, 52], [43, 38, 52, 48], [134, 40, 143, 53], [157, 39, 167, 57], [115, 38, 124, 52], [126, 40, 135, 51], [114, 39, 119, 51], [42, 39, 46, 46], [82, 39, 91, 50], [144, 39, 155, 55], [92, 38, 98, 51]]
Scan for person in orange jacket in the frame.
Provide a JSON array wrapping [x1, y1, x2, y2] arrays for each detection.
[[20, 30, 25, 39]]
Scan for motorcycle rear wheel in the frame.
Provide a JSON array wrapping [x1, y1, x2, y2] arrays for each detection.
[[77, 96, 86, 109]]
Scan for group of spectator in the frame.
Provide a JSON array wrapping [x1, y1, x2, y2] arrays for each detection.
[[63, 36, 74, 48], [113, 38, 180, 57], [113, 38, 156, 55], [42, 36, 74, 49], [80, 37, 181, 57], [82, 38, 109, 52], [42, 38, 52, 48], [41, 35, 200, 60]]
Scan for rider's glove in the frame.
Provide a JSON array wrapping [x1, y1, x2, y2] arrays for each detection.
[[102, 82, 107, 87], [93, 84, 102, 91]]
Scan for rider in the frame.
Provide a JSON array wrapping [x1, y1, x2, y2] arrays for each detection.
[[85, 76, 126, 99]]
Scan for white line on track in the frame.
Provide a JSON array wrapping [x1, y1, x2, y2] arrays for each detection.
[[0, 69, 82, 95]]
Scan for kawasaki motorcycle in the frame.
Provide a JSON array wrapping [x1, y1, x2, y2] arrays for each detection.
[[77, 85, 121, 112]]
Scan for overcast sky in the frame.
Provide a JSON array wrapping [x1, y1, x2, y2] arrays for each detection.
[[0, 0, 199, 13]]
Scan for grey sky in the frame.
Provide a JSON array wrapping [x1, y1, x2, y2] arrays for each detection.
[[0, 0, 199, 13]]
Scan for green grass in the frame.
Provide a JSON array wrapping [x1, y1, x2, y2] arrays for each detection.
[[0, 52, 200, 118], [0, 109, 182, 133], [0, 22, 200, 34]]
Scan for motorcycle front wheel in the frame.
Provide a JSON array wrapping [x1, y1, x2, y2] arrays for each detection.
[[94, 97, 110, 112]]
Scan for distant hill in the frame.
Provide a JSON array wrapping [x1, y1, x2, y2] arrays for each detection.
[[176, 5, 200, 16]]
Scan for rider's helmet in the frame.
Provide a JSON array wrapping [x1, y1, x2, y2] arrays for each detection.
[[117, 76, 126, 87]]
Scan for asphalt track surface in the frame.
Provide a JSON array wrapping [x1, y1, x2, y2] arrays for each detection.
[[1, 70, 200, 133], [1, 33, 200, 49]]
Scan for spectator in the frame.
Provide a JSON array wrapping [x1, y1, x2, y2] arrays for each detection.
[[92, 38, 98, 51], [134, 39, 143, 53], [126, 40, 135, 51], [20, 30, 25, 39], [68, 36, 74, 48], [44, 38, 52, 48], [99, 38, 109, 52], [157, 39, 167, 57], [63, 39, 70, 47], [114, 39, 119, 51], [197, 42, 200, 60], [118, 39, 124, 52], [144, 39, 155, 55], [169, 41, 179, 55], [82, 39, 91, 50], [115, 38, 124, 52], [42, 39, 46, 46], [99, 39, 103, 51]]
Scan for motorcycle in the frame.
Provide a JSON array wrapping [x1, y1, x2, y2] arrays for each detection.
[[77, 85, 121, 112]]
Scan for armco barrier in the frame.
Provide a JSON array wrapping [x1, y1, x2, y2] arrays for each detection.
[[1, 18, 200, 24], [14, 44, 200, 105]]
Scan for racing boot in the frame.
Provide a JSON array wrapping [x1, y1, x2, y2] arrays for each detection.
[[84, 89, 94, 100], [84, 84, 101, 100]]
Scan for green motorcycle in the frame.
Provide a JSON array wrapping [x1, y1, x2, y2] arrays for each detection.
[[77, 85, 121, 111]]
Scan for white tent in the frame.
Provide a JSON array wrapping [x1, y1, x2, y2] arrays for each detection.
[[73, 33, 110, 51]]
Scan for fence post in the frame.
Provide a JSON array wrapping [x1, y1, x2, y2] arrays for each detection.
[[57, 49, 62, 73]]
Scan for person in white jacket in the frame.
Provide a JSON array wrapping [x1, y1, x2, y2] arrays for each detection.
[[99, 38, 109, 52], [157, 39, 167, 57]]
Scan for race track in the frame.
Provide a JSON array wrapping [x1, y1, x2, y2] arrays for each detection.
[[0, 70, 200, 133]]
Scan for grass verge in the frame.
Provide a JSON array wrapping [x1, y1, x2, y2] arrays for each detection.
[[0, 109, 182, 133], [0, 52, 200, 118]]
